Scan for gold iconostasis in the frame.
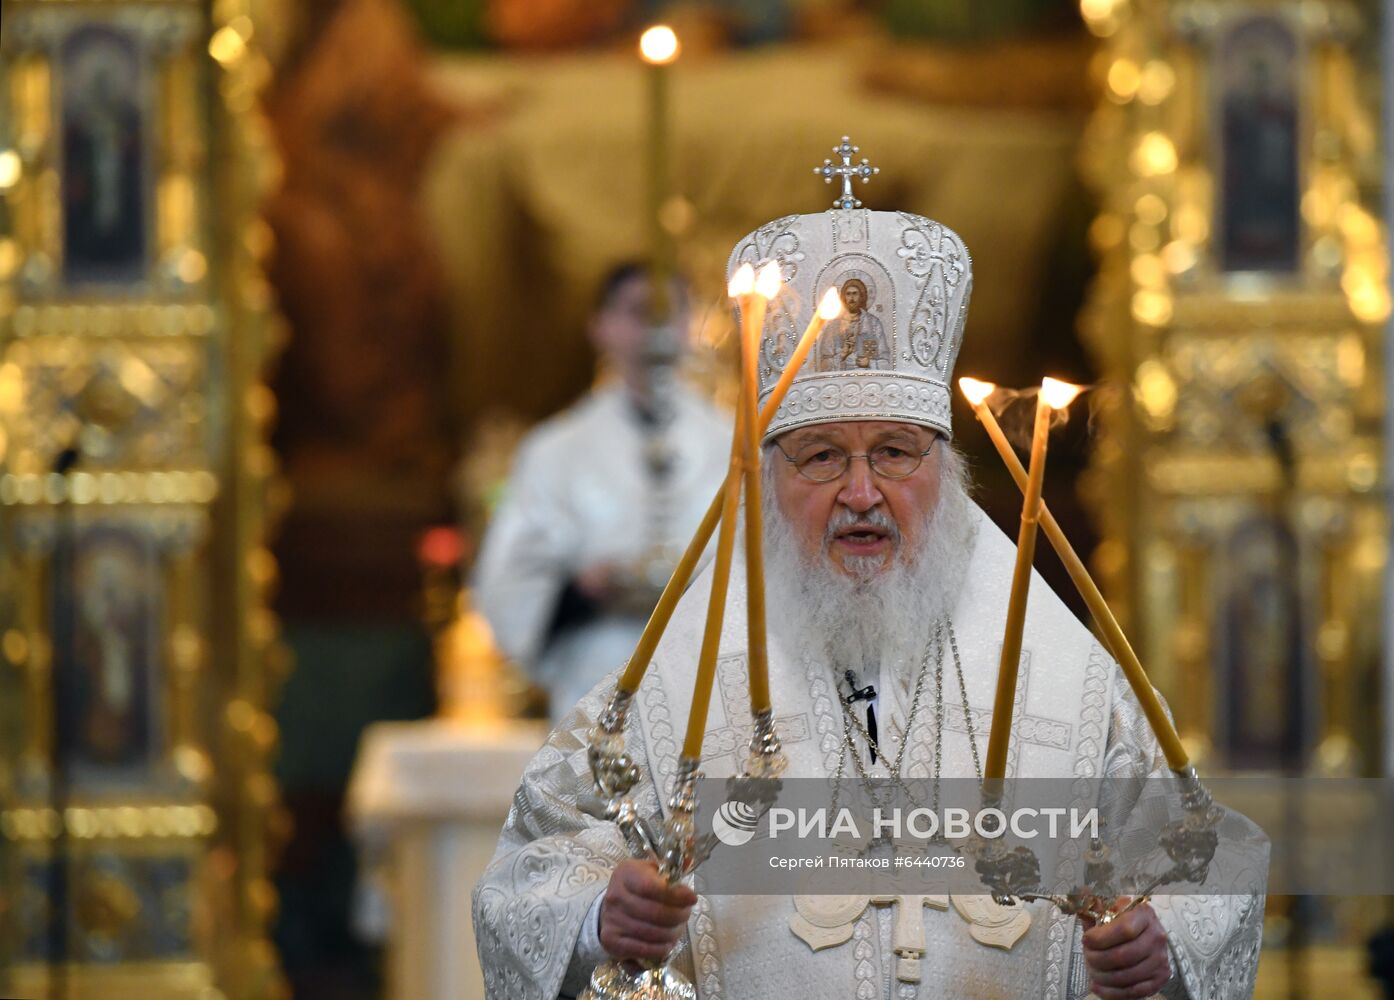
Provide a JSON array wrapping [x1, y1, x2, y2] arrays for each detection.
[[0, 0, 287, 995]]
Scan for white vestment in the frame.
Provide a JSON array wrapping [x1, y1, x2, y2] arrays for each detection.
[[474, 507, 1268, 999], [474, 383, 731, 721]]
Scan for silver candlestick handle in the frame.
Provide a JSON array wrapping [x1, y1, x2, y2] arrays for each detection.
[[579, 687, 699, 1000], [585, 687, 658, 858], [743, 708, 789, 779]]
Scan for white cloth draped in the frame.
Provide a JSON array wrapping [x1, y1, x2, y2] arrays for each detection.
[[474, 506, 1267, 999], [473, 383, 731, 721]]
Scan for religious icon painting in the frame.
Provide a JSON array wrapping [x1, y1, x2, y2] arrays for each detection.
[[1217, 513, 1309, 770], [59, 24, 152, 287], [52, 522, 165, 786], [15, 851, 197, 964], [1213, 13, 1303, 275], [812, 255, 897, 373]]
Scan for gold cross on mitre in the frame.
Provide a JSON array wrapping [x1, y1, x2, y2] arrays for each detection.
[[813, 135, 880, 210]]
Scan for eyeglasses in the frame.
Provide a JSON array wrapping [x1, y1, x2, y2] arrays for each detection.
[[774, 437, 939, 482]]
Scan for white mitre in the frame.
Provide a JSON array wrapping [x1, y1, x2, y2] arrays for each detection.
[[726, 197, 972, 442]]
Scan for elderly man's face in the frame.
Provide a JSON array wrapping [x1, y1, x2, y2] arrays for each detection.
[[771, 420, 942, 576]]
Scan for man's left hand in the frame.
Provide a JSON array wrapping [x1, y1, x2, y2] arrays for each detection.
[[1082, 900, 1171, 999]]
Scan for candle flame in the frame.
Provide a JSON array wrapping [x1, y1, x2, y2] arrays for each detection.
[[1040, 377, 1084, 410], [958, 377, 997, 406], [816, 286, 843, 320], [727, 263, 755, 298], [755, 261, 783, 300], [639, 25, 680, 65]]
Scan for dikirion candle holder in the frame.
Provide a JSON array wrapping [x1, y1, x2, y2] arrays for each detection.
[[980, 378, 1084, 785], [957, 377, 1224, 923], [969, 766, 1223, 923]]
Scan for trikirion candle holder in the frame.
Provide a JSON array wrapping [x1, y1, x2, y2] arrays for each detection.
[[576, 212, 826, 1000], [578, 748, 703, 1000], [578, 695, 789, 1000]]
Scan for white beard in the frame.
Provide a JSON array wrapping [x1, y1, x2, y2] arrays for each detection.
[[762, 447, 979, 691]]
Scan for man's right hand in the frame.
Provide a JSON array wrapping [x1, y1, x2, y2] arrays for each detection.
[[598, 859, 697, 963]]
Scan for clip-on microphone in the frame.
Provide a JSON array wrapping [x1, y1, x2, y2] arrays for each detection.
[[843, 669, 879, 764]]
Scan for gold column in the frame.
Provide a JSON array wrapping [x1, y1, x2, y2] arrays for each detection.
[[0, 0, 288, 994], [1079, 0, 1384, 775], [1080, 8, 1385, 984], [1174, 539, 1212, 765]]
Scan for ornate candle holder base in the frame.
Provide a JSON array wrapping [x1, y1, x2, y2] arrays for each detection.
[[584, 758, 702, 1000], [586, 688, 658, 857], [742, 708, 789, 779], [972, 767, 1222, 924], [582, 699, 703, 1000], [578, 961, 697, 1000], [658, 757, 701, 881]]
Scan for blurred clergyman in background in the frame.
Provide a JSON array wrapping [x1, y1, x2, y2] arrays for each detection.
[[473, 263, 730, 722]]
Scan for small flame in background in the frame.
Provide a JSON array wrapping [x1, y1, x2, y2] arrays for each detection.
[[639, 25, 680, 65]]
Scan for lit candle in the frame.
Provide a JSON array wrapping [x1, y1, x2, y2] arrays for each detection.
[[982, 377, 1081, 782], [617, 285, 842, 694], [727, 262, 756, 303], [639, 25, 679, 323], [741, 262, 784, 713], [682, 262, 781, 753], [959, 377, 1190, 771]]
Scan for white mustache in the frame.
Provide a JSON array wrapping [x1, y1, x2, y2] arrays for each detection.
[[824, 506, 901, 547]]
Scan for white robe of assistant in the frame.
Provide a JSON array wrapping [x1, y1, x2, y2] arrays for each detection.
[[473, 382, 731, 721], [474, 506, 1268, 999]]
